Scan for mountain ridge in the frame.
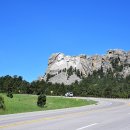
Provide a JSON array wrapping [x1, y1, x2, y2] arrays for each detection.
[[40, 49, 130, 85]]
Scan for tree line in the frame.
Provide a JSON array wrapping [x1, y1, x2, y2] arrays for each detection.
[[0, 68, 130, 98]]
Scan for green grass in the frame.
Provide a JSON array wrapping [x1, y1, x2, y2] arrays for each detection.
[[0, 94, 96, 115]]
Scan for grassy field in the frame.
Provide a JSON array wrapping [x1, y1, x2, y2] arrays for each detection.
[[0, 94, 96, 115]]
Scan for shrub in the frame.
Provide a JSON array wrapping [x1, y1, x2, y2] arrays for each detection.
[[0, 96, 6, 110], [37, 94, 46, 107], [7, 92, 13, 98], [7, 87, 13, 98]]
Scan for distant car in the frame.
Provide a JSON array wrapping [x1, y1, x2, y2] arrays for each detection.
[[65, 92, 73, 97]]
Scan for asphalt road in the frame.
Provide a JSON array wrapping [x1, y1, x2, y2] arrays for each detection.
[[0, 97, 130, 130]]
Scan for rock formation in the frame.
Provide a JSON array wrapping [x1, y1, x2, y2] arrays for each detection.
[[40, 49, 130, 85]]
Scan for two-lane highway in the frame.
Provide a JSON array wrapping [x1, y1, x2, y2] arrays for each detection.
[[0, 97, 130, 130]]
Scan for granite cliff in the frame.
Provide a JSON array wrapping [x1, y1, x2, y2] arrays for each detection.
[[40, 49, 130, 85]]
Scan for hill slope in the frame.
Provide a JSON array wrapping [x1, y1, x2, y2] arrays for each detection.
[[40, 49, 130, 85]]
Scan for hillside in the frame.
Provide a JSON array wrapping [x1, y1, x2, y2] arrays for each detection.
[[40, 49, 130, 85]]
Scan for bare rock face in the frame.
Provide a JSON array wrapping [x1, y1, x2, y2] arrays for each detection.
[[126, 51, 130, 64], [48, 72, 81, 85], [40, 49, 130, 85], [106, 49, 127, 63]]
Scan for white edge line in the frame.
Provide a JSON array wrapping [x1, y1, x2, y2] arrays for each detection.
[[76, 123, 98, 130]]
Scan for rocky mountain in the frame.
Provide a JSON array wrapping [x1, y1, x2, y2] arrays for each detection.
[[39, 49, 130, 85]]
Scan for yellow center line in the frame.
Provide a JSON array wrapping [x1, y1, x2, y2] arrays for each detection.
[[0, 104, 127, 129], [0, 115, 64, 129]]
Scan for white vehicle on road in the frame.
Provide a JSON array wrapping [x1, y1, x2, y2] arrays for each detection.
[[65, 92, 73, 97]]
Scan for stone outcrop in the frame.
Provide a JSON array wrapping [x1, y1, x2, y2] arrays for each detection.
[[40, 49, 130, 85]]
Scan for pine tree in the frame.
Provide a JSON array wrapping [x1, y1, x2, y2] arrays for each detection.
[[37, 94, 46, 107]]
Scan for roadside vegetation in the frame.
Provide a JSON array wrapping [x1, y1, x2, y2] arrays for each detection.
[[0, 96, 6, 110], [0, 65, 130, 99], [0, 58, 130, 115], [0, 94, 96, 115]]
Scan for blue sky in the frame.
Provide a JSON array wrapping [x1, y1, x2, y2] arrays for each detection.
[[0, 0, 130, 82]]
